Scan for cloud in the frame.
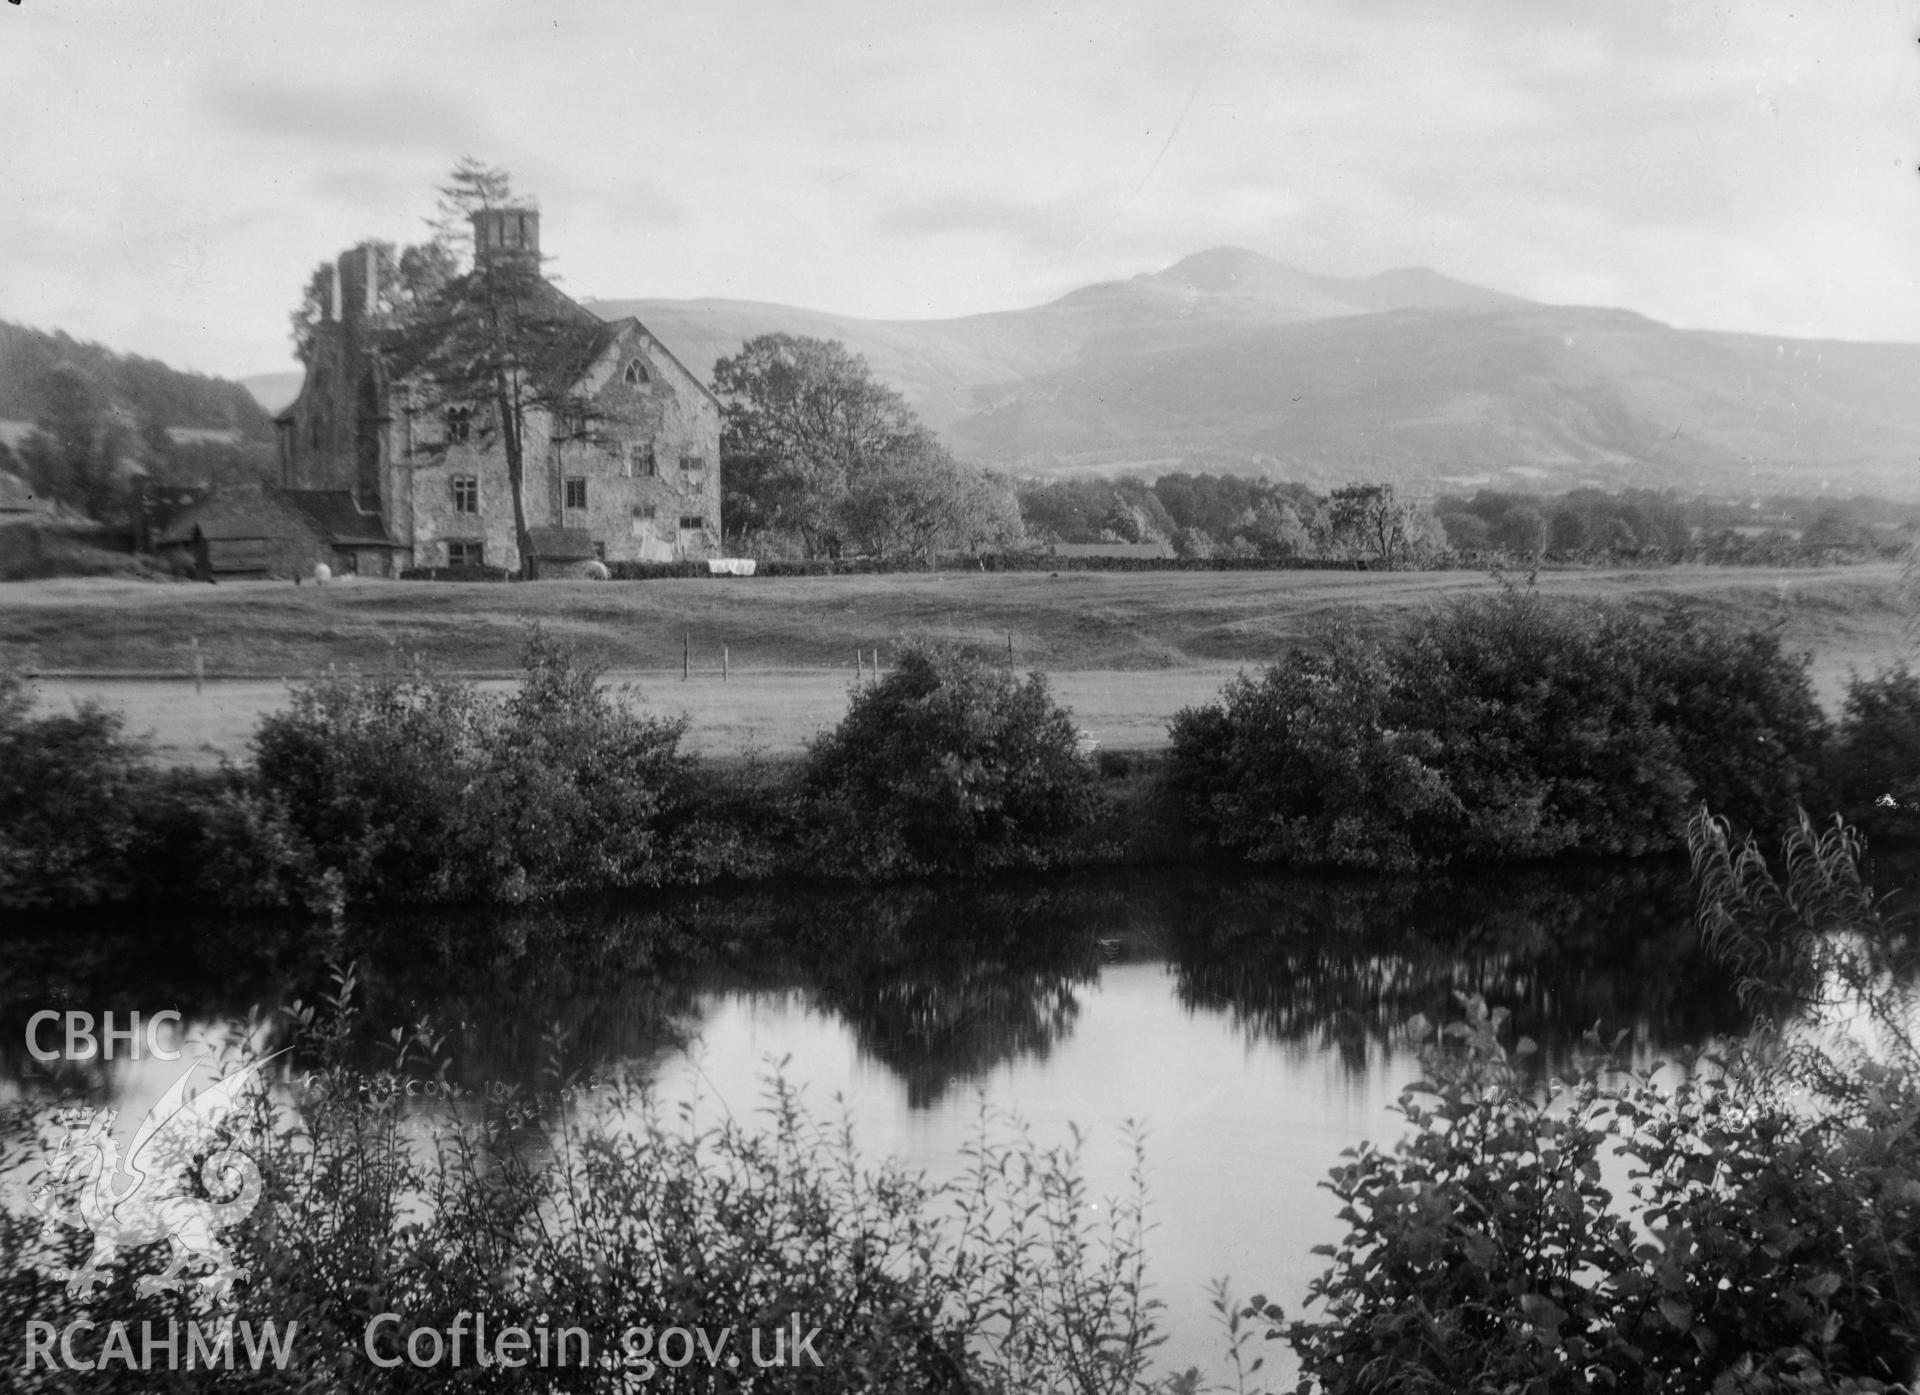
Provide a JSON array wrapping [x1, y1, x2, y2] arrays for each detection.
[[873, 192, 1105, 255], [205, 78, 484, 152]]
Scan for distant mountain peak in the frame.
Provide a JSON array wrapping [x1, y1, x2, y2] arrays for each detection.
[[1153, 246, 1296, 291]]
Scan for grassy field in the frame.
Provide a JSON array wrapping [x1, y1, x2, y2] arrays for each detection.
[[6, 565, 1911, 767]]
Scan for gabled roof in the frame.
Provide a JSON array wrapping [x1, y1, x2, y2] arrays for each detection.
[[282, 490, 400, 547], [595, 315, 724, 411], [154, 484, 397, 549]]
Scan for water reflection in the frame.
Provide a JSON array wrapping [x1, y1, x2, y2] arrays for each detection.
[[1165, 862, 1743, 1073], [4, 862, 1743, 1107]]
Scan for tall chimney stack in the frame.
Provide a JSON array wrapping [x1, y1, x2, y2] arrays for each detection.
[[471, 207, 541, 266]]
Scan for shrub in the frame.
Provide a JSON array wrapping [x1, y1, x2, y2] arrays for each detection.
[[252, 661, 497, 903], [802, 641, 1100, 876], [1168, 640, 1460, 871], [1281, 812, 1920, 1393], [0, 672, 308, 912], [253, 634, 695, 905], [3, 966, 1188, 1393], [1168, 590, 1829, 869], [1642, 610, 1830, 831], [476, 631, 696, 897], [1827, 664, 1920, 837], [0, 671, 154, 907]]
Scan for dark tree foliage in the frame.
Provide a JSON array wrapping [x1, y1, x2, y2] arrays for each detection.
[[713, 334, 1019, 559], [1826, 664, 1920, 838], [1280, 814, 1920, 1393], [1434, 487, 1695, 554], [252, 633, 694, 905], [802, 641, 1101, 875], [0, 320, 271, 442], [14, 361, 130, 521], [1169, 589, 1829, 869], [712, 334, 921, 555]]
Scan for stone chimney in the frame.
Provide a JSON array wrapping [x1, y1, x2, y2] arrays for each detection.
[[337, 243, 380, 323], [471, 206, 540, 265]]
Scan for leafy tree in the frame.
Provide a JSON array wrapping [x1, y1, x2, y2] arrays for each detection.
[[1438, 510, 1492, 550], [713, 333, 1016, 560], [393, 161, 619, 577], [1488, 504, 1547, 553], [16, 362, 130, 521], [711, 333, 920, 555], [843, 435, 1025, 562], [1325, 480, 1438, 567]]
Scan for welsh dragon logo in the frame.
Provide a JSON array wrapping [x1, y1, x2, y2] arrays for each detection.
[[28, 1049, 283, 1303]]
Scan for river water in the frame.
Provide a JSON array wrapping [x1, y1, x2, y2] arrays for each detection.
[[1, 861, 1744, 1382]]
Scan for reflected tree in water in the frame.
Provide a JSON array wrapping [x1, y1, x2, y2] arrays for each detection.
[[1165, 863, 1746, 1075]]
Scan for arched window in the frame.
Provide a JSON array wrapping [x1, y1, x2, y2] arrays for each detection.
[[623, 359, 650, 387]]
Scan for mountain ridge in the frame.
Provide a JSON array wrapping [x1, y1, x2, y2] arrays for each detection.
[[243, 247, 1920, 499]]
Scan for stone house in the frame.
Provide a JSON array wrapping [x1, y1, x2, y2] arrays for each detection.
[[275, 206, 722, 576]]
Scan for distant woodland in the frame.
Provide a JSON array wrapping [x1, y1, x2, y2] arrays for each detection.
[[0, 320, 272, 439]]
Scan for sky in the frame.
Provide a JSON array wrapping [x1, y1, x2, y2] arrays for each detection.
[[3, 0, 1919, 380]]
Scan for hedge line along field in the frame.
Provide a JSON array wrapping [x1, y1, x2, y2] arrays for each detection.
[[25, 667, 1258, 769], [4, 564, 1911, 767]]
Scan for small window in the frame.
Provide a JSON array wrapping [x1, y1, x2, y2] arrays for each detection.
[[629, 442, 656, 477], [593, 542, 607, 562], [452, 476, 479, 513], [623, 359, 650, 387], [446, 406, 472, 444], [565, 477, 588, 510], [680, 455, 705, 475], [678, 514, 705, 531], [631, 504, 656, 521], [447, 541, 484, 567]]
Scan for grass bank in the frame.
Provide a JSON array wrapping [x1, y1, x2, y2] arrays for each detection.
[[1, 564, 1906, 679], [6, 565, 1910, 771]]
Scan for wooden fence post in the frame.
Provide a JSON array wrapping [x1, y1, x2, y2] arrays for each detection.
[[683, 631, 690, 682], [190, 636, 203, 694], [723, 646, 729, 683]]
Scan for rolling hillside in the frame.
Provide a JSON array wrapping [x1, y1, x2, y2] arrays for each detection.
[[0, 321, 273, 440], [581, 248, 1529, 439], [244, 247, 1920, 498]]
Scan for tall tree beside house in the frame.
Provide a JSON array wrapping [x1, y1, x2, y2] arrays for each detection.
[[713, 332, 1021, 560], [289, 160, 620, 578], [288, 158, 501, 363], [399, 226, 619, 580], [712, 334, 921, 556]]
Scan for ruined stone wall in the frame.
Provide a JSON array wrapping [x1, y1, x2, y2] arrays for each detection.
[[282, 246, 387, 499]]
